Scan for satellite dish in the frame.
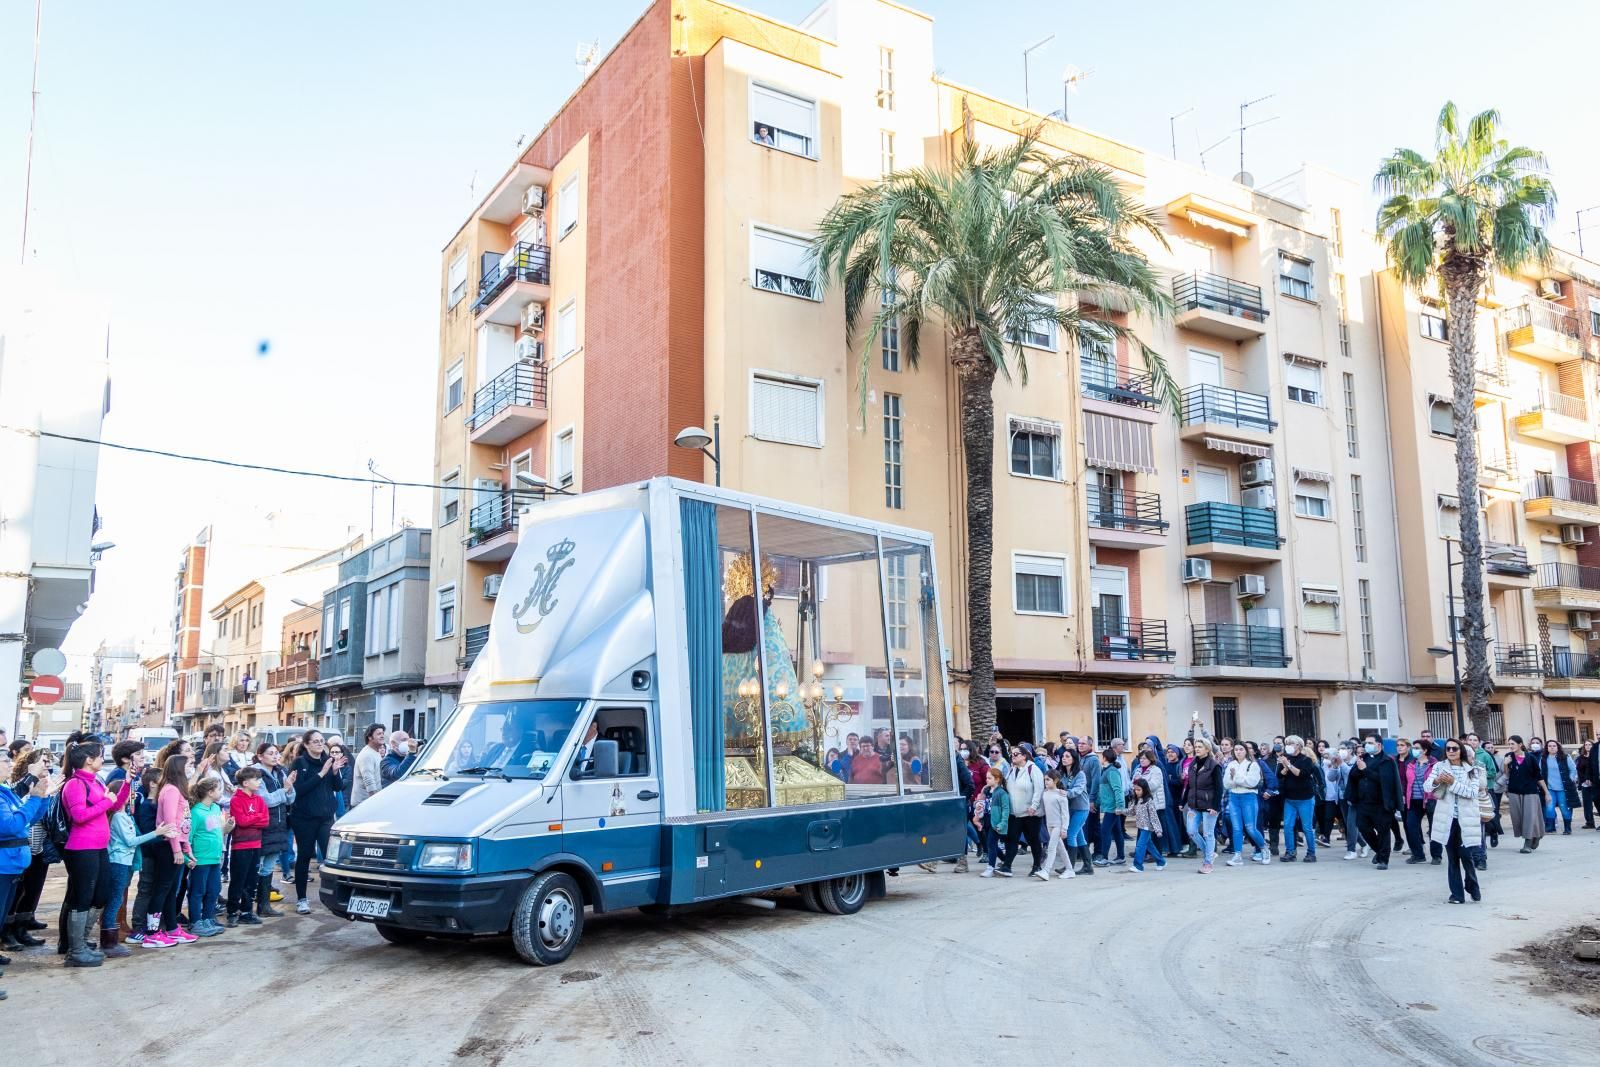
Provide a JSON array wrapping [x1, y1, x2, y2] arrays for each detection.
[[1234, 171, 1256, 188]]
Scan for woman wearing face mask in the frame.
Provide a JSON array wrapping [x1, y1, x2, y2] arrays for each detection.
[[286, 731, 347, 914], [1502, 736, 1548, 853], [1223, 744, 1268, 866], [1425, 740, 1484, 903], [1539, 740, 1577, 835], [1347, 736, 1401, 869]]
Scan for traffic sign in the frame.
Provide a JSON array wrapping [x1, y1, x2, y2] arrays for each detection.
[[30, 648, 66, 676], [29, 675, 64, 705]]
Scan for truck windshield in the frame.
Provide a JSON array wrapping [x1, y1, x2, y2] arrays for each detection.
[[419, 699, 585, 781]]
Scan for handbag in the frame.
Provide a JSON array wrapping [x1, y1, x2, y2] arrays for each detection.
[[1476, 785, 1493, 822]]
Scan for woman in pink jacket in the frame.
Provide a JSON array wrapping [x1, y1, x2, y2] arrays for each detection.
[[143, 754, 198, 949], [60, 740, 131, 967]]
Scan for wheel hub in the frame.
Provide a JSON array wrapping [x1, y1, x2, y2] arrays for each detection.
[[538, 889, 576, 950]]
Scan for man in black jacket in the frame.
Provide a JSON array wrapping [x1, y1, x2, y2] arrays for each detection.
[[1347, 735, 1401, 870]]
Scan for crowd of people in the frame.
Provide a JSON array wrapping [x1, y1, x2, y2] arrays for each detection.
[[0, 720, 419, 1000], [934, 717, 1598, 908]]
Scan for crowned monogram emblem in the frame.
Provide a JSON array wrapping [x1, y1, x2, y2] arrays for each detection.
[[513, 538, 577, 635]]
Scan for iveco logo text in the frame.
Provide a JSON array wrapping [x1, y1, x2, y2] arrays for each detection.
[[362, 847, 386, 857]]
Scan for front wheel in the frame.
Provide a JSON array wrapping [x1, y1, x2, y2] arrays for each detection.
[[815, 873, 868, 916], [374, 923, 426, 946], [511, 871, 585, 966]]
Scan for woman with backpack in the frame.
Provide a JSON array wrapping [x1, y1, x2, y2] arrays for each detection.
[[57, 740, 132, 967]]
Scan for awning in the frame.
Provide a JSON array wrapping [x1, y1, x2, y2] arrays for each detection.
[[1437, 493, 1460, 510], [1185, 209, 1249, 238], [1009, 415, 1061, 437], [1292, 467, 1333, 484], [1301, 587, 1341, 605], [1202, 436, 1272, 458], [1084, 411, 1155, 474], [1283, 352, 1325, 368]]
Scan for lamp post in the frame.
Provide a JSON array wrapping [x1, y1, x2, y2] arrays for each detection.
[[673, 415, 721, 486], [514, 470, 575, 497], [1432, 539, 1523, 739]]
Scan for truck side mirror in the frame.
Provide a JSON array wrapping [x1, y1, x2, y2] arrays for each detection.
[[587, 739, 619, 779]]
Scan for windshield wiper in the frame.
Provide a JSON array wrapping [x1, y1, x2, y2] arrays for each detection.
[[412, 767, 448, 780], [455, 766, 511, 780]]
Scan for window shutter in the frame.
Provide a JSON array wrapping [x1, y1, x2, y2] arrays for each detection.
[[1285, 361, 1321, 394], [753, 228, 813, 282], [751, 85, 815, 141], [752, 376, 821, 446]]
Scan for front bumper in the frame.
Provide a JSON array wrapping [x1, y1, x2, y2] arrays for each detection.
[[319, 864, 528, 935]]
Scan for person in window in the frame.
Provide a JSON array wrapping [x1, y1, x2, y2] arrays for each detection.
[[848, 739, 886, 785], [897, 735, 922, 786], [754, 124, 776, 146]]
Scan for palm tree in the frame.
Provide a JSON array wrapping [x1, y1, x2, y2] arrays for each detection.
[[1375, 103, 1557, 736], [813, 130, 1174, 743]]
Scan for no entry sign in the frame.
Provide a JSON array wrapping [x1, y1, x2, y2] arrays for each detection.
[[29, 675, 64, 705]]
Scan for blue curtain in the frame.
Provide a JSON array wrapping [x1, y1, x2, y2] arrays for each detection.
[[681, 499, 724, 812]]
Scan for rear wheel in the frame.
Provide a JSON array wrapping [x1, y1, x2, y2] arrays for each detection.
[[815, 873, 868, 916], [796, 882, 824, 913], [374, 923, 426, 946], [511, 871, 585, 966]]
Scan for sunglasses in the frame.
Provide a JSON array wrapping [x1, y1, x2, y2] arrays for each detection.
[[1445, 745, 1461, 751]]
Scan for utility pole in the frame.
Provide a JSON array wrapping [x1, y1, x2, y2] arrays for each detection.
[[20, 0, 42, 264]]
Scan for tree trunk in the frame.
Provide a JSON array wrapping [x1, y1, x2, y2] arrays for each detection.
[[1442, 259, 1491, 739], [954, 329, 999, 744]]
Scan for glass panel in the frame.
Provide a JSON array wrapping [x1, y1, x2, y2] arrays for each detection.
[[715, 505, 769, 810], [753, 511, 893, 805], [883, 537, 951, 794]]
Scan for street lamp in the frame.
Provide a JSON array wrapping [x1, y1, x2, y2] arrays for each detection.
[[514, 470, 575, 497], [673, 415, 721, 486], [1439, 540, 1523, 738]]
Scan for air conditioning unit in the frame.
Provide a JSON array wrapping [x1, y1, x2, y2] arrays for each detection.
[[483, 574, 503, 599], [1240, 486, 1276, 510], [1560, 523, 1587, 546], [516, 337, 544, 363], [1181, 558, 1213, 584], [521, 303, 545, 334], [522, 185, 546, 215], [1538, 277, 1564, 299], [1239, 458, 1274, 487], [1236, 573, 1267, 599], [1245, 606, 1282, 629]]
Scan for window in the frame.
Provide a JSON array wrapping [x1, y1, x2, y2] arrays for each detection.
[[1212, 697, 1239, 741], [366, 588, 384, 655], [386, 585, 401, 652], [750, 226, 817, 299], [877, 46, 894, 109], [554, 427, 575, 487], [1421, 310, 1449, 341], [556, 301, 577, 361], [440, 470, 460, 525], [435, 584, 456, 639], [751, 372, 823, 447], [883, 393, 903, 509], [1300, 586, 1341, 632], [1094, 692, 1129, 746], [1278, 252, 1315, 300], [879, 129, 895, 176], [1589, 296, 1600, 336], [1283, 698, 1319, 739], [557, 174, 578, 237], [885, 553, 908, 650], [1285, 358, 1322, 406], [1428, 703, 1457, 741], [1354, 700, 1390, 739], [1485, 704, 1506, 745], [1013, 552, 1068, 615], [447, 253, 468, 309], [322, 606, 335, 651], [1008, 417, 1061, 479], [1343, 373, 1358, 457], [881, 281, 900, 371], [1328, 207, 1344, 259], [1437, 494, 1461, 539], [444, 360, 464, 414], [1333, 273, 1352, 357], [1010, 299, 1057, 350], [337, 597, 351, 651], [749, 82, 818, 159], [1443, 590, 1466, 639], [1429, 398, 1456, 437], [1350, 475, 1367, 562], [1293, 478, 1331, 519]]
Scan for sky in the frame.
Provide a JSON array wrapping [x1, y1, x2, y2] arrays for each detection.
[[3, 0, 1599, 680]]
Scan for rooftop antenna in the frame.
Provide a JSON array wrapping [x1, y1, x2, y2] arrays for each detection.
[[575, 40, 599, 79], [1574, 204, 1600, 257], [1197, 135, 1230, 174], [19, 0, 42, 264], [1021, 34, 1054, 111], [1238, 92, 1277, 186], [1168, 107, 1195, 160], [1058, 66, 1092, 123]]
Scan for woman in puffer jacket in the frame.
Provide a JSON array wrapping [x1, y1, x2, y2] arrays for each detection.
[[0, 752, 53, 999]]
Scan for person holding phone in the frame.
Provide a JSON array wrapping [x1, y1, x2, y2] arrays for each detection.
[[1426, 740, 1484, 903], [142, 754, 198, 948], [1, 755, 53, 995], [58, 740, 131, 967], [381, 732, 419, 789], [287, 731, 346, 914]]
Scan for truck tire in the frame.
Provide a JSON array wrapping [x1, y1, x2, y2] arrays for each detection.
[[796, 882, 824, 913], [374, 923, 426, 946], [511, 871, 585, 966], [815, 872, 868, 916]]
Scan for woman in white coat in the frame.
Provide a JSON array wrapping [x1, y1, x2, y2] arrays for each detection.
[[1424, 740, 1484, 904]]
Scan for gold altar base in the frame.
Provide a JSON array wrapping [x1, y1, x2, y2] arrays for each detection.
[[724, 755, 847, 810]]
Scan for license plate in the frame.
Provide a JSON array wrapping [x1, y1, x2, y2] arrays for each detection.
[[347, 895, 391, 919]]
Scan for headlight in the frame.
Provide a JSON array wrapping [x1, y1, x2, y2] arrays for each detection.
[[416, 842, 473, 872]]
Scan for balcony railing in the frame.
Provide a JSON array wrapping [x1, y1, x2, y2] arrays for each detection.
[[230, 684, 249, 705], [1192, 624, 1289, 668], [1506, 301, 1579, 339], [1484, 542, 1535, 577], [1090, 611, 1174, 661], [1180, 384, 1274, 432], [266, 659, 319, 690], [1546, 648, 1600, 680], [1520, 391, 1588, 421], [469, 362, 549, 431], [1186, 501, 1280, 549], [1172, 271, 1269, 323], [1080, 358, 1160, 409], [1088, 488, 1169, 533], [467, 493, 518, 547], [1494, 643, 1543, 676], [464, 625, 491, 666], [200, 687, 220, 710], [1478, 450, 1518, 482], [1525, 473, 1599, 505], [472, 242, 551, 316], [1534, 562, 1600, 591]]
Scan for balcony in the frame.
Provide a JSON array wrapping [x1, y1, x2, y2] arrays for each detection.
[[1532, 562, 1600, 613], [1185, 501, 1282, 561], [266, 656, 319, 692], [1484, 542, 1536, 589], [1090, 611, 1174, 663], [200, 687, 221, 711], [468, 362, 549, 445], [1493, 643, 1543, 677], [1172, 271, 1270, 339], [463, 625, 491, 667], [1513, 392, 1592, 445], [1474, 358, 1511, 406], [1192, 623, 1290, 671], [1542, 648, 1600, 700], [1178, 384, 1275, 450], [465, 493, 519, 563], [1523, 474, 1600, 527], [229, 684, 250, 707], [1080, 358, 1161, 411], [472, 242, 551, 325], [1477, 450, 1519, 493], [1087, 488, 1168, 550], [1504, 302, 1582, 362]]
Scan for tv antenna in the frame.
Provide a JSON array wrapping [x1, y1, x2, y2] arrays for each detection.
[[1056, 66, 1092, 123], [1197, 135, 1230, 174], [1237, 92, 1277, 186], [1168, 107, 1195, 160], [1021, 34, 1054, 110], [575, 40, 599, 78]]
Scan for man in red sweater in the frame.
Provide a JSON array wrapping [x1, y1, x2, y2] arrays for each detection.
[[226, 768, 270, 926]]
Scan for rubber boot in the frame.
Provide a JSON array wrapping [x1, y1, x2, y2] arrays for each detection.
[[63, 911, 101, 968], [1268, 826, 1280, 857], [100, 927, 131, 960], [257, 875, 281, 917], [23, 912, 46, 932], [82, 907, 106, 962], [0, 922, 23, 952], [1530, 837, 1540, 850], [1076, 846, 1095, 875]]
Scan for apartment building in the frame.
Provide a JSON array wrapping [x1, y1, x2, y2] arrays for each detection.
[[134, 654, 169, 731], [208, 582, 266, 736], [1381, 252, 1600, 745], [266, 599, 322, 728], [425, 0, 1589, 746], [165, 530, 208, 721]]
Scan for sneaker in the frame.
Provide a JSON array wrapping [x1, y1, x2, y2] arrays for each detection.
[[1227, 854, 1244, 867], [1375, 862, 1389, 870], [1405, 856, 1426, 865], [1303, 854, 1317, 863], [269, 889, 284, 903], [980, 866, 995, 879], [237, 913, 264, 926], [1155, 863, 1167, 870], [1357, 844, 1369, 858], [143, 932, 174, 948], [169, 927, 198, 944], [194, 921, 223, 937], [1093, 857, 1109, 867], [1126, 866, 1144, 874], [1199, 862, 1213, 874], [1343, 851, 1357, 861], [916, 863, 938, 873], [1251, 851, 1267, 864], [1282, 852, 1298, 863], [1430, 856, 1442, 864], [1031, 870, 1049, 882], [997, 868, 1014, 879], [126, 931, 146, 944], [295, 899, 311, 915]]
